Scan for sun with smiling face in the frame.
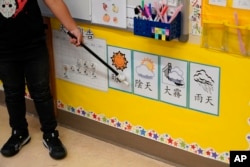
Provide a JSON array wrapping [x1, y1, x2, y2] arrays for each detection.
[[111, 51, 128, 71], [141, 58, 154, 72]]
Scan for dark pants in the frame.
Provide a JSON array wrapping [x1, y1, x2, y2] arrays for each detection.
[[0, 42, 57, 134]]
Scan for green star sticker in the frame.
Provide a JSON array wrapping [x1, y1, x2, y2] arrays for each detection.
[[180, 141, 186, 149], [102, 117, 107, 123], [160, 137, 164, 142], [219, 155, 224, 161]]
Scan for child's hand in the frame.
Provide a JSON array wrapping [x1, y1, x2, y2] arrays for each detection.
[[69, 28, 83, 46]]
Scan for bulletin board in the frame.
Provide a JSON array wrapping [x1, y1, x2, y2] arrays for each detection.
[[42, 0, 250, 165], [50, 16, 250, 165]]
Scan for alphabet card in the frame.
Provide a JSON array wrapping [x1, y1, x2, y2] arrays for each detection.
[[133, 51, 159, 100], [91, 0, 127, 28]]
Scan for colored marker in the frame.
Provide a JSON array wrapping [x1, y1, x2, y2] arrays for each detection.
[[141, 0, 144, 9], [144, 4, 153, 21], [134, 6, 142, 19], [138, 5, 147, 19], [153, 1, 164, 22], [149, 3, 152, 15], [168, 4, 183, 23], [160, 5, 168, 23]]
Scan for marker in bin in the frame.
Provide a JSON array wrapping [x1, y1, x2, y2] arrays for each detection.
[[153, 0, 169, 23], [134, 1, 182, 23], [155, 4, 168, 22], [144, 4, 153, 21], [167, 4, 183, 23], [134, 6, 142, 19]]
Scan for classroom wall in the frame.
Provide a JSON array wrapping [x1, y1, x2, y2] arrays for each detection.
[[50, 7, 250, 164], [0, 0, 246, 165]]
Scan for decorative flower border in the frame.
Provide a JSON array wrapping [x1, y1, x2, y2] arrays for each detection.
[[57, 100, 233, 164]]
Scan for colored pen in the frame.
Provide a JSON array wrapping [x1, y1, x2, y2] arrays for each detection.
[[160, 5, 168, 22], [149, 3, 152, 16], [141, 0, 144, 9], [134, 6, 142, 19], [154, 4, 168, 22], [144, 4, 153, 21], [138, 5, 147, 20], [167, 4, 183, 23], [161, 0, 168, 22], [153, 1, 164, 22]]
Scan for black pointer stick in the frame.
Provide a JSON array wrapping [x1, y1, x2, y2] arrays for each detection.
[[63, 29, 129, 86]]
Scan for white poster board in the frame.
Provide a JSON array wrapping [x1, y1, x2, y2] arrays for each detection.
[[38, 0, 91, 21], [53, 30, 108, 91]]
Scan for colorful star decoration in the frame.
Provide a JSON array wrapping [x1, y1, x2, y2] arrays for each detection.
[[57, 100, 231, 164]]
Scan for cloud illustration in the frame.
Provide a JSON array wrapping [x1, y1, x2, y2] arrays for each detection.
[[136, 64, 154, 79]]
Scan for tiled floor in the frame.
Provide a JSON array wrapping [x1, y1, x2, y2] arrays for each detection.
[[0, 105, 181, 167]]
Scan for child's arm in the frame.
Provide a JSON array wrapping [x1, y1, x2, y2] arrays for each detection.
[[43, 0, 83, 46]]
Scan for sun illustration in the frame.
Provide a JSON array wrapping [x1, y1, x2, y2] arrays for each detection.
[[111, 51, 128, 71], [141, 58, 154, 72]]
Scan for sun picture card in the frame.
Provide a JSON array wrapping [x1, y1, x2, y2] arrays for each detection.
[[91, 0, 127, 28], [108, 46, 132, 92], [133, 51, 159, 100]]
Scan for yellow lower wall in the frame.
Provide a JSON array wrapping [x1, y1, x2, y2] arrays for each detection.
[[51, 18, 250, 164]]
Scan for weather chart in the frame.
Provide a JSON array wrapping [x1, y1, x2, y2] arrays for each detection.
[[50, 0, 220, 115], [106, 46, 220, 115], [51, 32, 220, 115]]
